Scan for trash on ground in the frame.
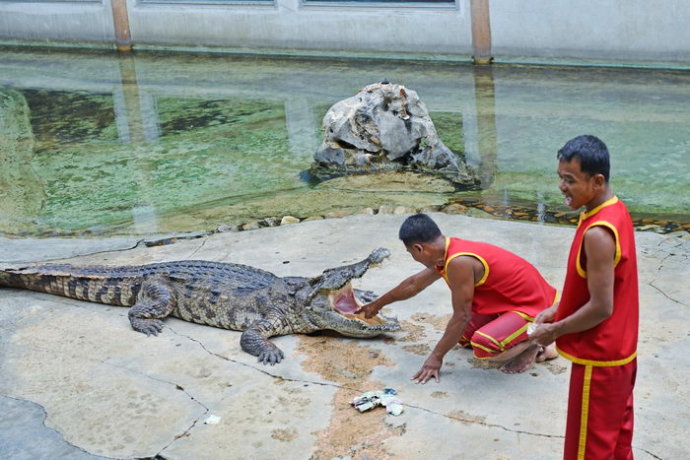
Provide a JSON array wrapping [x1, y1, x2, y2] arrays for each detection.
[[351, 388, 404, 416], [204, 414, 222, 425]]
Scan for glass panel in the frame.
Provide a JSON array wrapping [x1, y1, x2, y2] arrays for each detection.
[[0, 49, 688, 237], [139, 0, 271, 3], [305, 0, 453, 3], [0, 0, 101, 3]]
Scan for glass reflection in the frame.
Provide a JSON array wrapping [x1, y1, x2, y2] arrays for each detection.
[[0, 48, 688, 237]]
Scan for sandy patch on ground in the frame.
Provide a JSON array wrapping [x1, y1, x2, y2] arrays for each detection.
[[296, 334, 403, 459]]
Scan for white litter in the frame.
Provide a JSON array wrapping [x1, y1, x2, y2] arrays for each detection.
[[204, 414, 222, 425], [351, 388, 404, 416]]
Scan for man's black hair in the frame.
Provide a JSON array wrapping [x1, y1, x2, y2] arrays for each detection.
[[557, 134, 610, 182], [398, 213, 442, 246]]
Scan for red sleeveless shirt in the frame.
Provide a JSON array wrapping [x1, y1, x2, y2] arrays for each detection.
[[555, 197, 639, 366], [435, 237, 557, 317]]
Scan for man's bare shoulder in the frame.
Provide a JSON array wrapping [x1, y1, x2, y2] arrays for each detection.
[[447, 255, 483, 285], [584, 225, 616, 248], [583, 225, 616, 265]]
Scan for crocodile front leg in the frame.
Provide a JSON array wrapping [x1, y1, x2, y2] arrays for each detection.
[[240, 312, 292, 365], [128, 278, 176, 336]]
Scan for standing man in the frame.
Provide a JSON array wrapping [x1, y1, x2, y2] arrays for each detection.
[[357, 213, 559, 382], [530, 134, 638, 460]]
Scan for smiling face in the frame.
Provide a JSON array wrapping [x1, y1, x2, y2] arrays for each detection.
[[557, 158, 607, 211]]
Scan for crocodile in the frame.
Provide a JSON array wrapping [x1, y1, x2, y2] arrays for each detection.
[[0, 248, 399, 365]]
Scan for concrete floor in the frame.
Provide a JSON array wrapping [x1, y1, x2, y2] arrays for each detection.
[[1, 213, 688, 460]]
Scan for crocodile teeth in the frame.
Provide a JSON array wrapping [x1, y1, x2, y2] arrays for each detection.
[[329, 283, 385, 326]]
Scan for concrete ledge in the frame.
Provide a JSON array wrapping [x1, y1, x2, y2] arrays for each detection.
[[0, 214, 687, 459]]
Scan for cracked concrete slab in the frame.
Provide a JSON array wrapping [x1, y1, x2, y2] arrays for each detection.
[[0, 237, 144, 265], [0, 395, 110, 460], [0, 214, 688, 459]]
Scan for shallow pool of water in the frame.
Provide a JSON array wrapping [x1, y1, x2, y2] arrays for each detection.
[[0, 48, 688, 237]]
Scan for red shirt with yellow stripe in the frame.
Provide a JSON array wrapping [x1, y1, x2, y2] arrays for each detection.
[[434, 237, 558, 318], [555, 196, 639, 366]]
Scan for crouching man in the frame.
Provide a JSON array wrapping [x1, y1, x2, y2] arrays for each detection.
[[357, 213, 558, 383]]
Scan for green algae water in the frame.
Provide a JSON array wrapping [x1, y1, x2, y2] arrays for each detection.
[[0, 48, 688, 237]]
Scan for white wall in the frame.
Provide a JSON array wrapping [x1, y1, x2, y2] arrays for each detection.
[[490, 0, 690, 62], [129, 0, 470, 54], [0, 1, 115, 43], [0, 0, 688, 63]]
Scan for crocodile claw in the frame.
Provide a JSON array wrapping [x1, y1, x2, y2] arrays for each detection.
[[131, 319, 164, 336], [258, 349, 284, 366]]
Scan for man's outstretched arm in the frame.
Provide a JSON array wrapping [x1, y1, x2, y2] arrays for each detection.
[[357, 267, 440, 319]]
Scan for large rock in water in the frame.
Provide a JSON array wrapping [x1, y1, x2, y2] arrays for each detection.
[[311, 82, 477, 186]]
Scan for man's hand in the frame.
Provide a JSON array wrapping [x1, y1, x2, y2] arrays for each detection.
[[528, 322, 560, 347], [355, 302, 382, 319], [534, 304, 557, 324], [412, 355, 442, 384]]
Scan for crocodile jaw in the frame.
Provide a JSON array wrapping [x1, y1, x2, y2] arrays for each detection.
[[328, 284, 383, 325], [314, 282, 400, 337]]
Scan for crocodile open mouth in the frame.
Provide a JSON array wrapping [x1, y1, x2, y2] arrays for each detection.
[[329, 282, 385, 326]]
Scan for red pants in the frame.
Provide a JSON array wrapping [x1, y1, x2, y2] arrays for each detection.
[[459, 311, 532, 359], [564, 360, 637, 460]]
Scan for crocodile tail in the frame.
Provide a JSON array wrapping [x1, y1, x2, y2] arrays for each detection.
[[0, 268, 59, 296], [0, 265, 136, 306], [0, 270, 24, 289]]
